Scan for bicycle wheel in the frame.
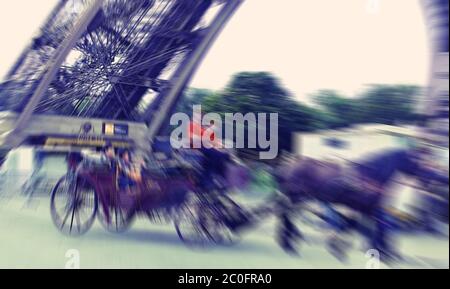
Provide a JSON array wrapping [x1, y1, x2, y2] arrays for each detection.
[[50, 175, 98, 236]]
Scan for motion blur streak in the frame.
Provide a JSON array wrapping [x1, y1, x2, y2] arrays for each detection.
[[0, 0, 448, 268]]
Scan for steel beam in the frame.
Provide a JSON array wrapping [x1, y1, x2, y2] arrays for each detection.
[[145, 0, 244, 143], [3, 0, 105, 149], [421, 0, 449, 147]]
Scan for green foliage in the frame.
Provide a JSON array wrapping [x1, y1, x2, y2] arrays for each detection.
[[176, 88, 215, 116], [358, 84, 421, 124], [312, 85, 422, 128], [312, 90, 361, 128], [202, 72, 318, 131], [201, 72, 319, 151], [178, 72, 423, 154]]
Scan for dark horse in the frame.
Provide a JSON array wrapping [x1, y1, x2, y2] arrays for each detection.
[[275, 147, 449, 260]]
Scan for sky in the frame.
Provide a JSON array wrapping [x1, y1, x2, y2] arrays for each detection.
[[0, 0, 430, 103]]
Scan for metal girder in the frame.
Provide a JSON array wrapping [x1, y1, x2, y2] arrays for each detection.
[[421, 0, 449, 147], [0, 0, 234, 124], [144, 0, 244, 143], [109, 76, 169, 91], [422, 0, 449, 53], [92, 0, 214, 120], [3, 0, 105, 148]]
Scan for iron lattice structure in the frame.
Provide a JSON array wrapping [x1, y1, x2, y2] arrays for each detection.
[[0, 0, 239, 125]]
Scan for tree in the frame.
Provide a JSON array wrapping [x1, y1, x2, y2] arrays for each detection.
[[202, 72, 319, 152], [176, 88, 214, 116], [312, 90, 361, 128], [179, 73, 423, 157], [312, 85, 422, 128], [358, 85, 421, 125]]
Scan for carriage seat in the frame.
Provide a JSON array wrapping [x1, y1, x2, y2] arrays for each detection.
[[81, 152, 116, 173], [145, 138, 191, 177]]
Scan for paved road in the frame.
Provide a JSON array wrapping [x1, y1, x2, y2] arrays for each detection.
[[0, 196, 448, 269]]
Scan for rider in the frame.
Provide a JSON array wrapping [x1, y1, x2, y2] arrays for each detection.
[[118, 149, 142, 194], [101, 142, 117, 169], [186, 120, 231, 190], [200, 144, 231, 190]]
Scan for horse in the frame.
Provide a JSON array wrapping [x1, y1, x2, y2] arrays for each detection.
[[274, 147, 449, 260]]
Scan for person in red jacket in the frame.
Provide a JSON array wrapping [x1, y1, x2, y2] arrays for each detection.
[[188, 121, 220, 148]]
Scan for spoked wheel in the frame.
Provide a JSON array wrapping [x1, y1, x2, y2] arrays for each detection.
[[50, 176, 98, 236], [174, 193, 241, 247], [201, 204, 242, 247], [174, 200, 213, 247], [97, 192, 135, 234], [146, 209, 171, 225]]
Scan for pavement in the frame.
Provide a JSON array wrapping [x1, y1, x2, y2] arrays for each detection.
[[0, 194, 448, 269]]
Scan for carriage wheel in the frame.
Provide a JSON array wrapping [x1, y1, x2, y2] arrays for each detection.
[[174, 193, 240, 247], [50, 176, 98, 236], [97, 193, 135, 234], [201, 204, 242, 247], [209, 196, 245, 246], [146, 210, 171, 225], [174, 201, 213, 247]]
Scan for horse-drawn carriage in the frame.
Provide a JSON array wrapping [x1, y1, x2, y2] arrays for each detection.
[[50, 149, 251, 246]]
